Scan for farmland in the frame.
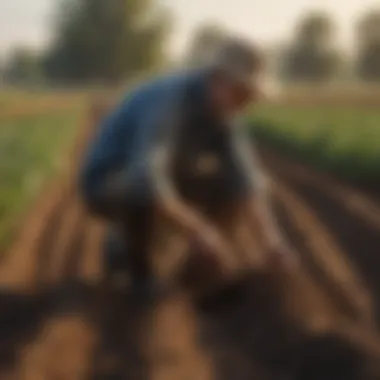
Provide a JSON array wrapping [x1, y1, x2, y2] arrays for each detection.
[[0, 90, 380, 379], [251, 103, 380, 184], [0, 94, 87, 250]]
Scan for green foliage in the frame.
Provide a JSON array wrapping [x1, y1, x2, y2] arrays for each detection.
[[355, 9, 380, 82], [281, 11, 343, 83], [44, 0, 171, 84], [0, 109, 83, 248], [250, 105, 380, 182]]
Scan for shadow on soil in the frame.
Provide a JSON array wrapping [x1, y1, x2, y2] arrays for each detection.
[[276, 170, 380, 323], [195, 271, 376, 380], [0, 271, 378, 380], [0, 280, 149, 380]]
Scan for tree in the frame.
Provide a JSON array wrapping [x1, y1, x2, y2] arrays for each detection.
[[44, 0, 171, 85], [4, 47, 44, 86], [281, 11, 343, 83], [184, 23, 228, 67], [355, 9, 380, 82]]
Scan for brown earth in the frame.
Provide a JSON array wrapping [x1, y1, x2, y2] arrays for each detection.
[[0, 93, 89, 122], [1, 106, 380, 379]]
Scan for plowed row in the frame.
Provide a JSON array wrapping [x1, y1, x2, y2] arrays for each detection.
[[1, 108, 380, 380]]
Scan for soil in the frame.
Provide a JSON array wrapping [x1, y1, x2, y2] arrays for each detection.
[[1, 106, 380, 379]]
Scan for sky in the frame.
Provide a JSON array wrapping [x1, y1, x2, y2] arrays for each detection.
[[0, 0, 379, 57]]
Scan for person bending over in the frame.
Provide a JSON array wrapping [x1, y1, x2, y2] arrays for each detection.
[[79, 37, 296, 298]]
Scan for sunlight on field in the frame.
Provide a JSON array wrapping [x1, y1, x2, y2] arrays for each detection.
[[0, 90, 90, 116]]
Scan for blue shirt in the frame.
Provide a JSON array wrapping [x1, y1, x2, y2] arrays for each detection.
[[80, 69, 264, 213]]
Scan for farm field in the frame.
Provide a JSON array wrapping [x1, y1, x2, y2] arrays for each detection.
[[0, 90, 89, 117], [251, 103, 380, 183], [0, 99, 379, 379], [0, 99, 87, 251]]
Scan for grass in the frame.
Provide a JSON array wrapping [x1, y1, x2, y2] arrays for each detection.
[[0, 108, 85, 249], [250, 104, 380, 183]]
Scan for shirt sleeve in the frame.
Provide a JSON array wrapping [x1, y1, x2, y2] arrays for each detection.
[[79, 98, 136, 205], [228, 121, 268, 197], [92, 85, 185, 212], [146, 99, 182, 202]]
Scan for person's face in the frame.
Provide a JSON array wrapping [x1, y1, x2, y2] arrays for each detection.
[[209, 73, 260, 119]]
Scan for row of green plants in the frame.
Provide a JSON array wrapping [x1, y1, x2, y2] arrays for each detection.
[[250, 104, 380, 183], [0, 107, 85, 249]]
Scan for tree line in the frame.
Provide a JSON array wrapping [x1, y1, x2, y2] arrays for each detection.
[[281, 10, 380, 83], [188, 9, 380, 83], [3, 0, 171, 87], [2, 3, 380, 86]]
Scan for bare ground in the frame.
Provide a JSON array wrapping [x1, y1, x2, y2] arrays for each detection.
[[1, 109, 380, 379]]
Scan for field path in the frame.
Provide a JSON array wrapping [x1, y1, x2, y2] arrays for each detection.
[[0, 107, 380, 379]]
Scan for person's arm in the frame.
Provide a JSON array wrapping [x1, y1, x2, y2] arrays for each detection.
[[147, 97, 213, 237], [147, 96, 236, 272], [230, 126, 295, 265]]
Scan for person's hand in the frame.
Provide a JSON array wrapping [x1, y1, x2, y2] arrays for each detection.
[[265, 243, 299, 272], [190, 223, 236, 275]]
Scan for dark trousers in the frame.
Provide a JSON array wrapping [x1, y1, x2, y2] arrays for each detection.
[[90, 195, 155, 282], [118, 202, 154, 282]]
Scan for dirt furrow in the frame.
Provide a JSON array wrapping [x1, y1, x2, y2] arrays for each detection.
[[60, 211, 87, 283], [260, 146, 380, 231], [31, 195, 72, 289], [46, 199, 84, 285], [80, 219, 104, 285], [88, 287, 152, 380], [283, 176, 380, 323], [262, 148, 380, 324], [274, 180, 374, 327], [16, 314, 96, 380], [0, 183, 67, 291], [149, 293, 214, 380]]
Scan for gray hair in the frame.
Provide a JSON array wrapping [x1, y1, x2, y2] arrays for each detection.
[[207, 37, 264, 88]]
